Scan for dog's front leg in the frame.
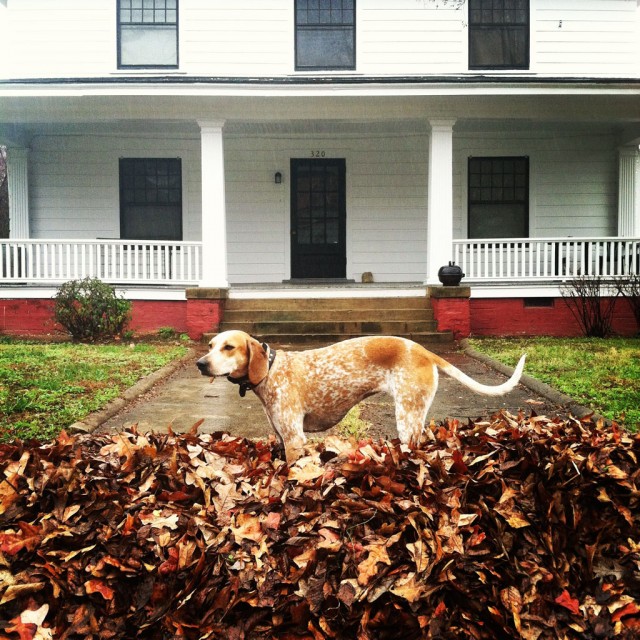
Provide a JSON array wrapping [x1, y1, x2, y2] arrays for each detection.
[[266, 409, 306, 466]]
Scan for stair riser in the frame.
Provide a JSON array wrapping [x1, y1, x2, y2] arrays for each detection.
[[220, 320, 437, 335], [211, 295, 451, 345], [223, 309, 433, 323], [253, 333, 454, 346]]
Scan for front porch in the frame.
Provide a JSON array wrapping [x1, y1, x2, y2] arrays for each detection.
[[2, 87, 640, 338], [1, 236, 638, 286], [0, 236, 637, 341]]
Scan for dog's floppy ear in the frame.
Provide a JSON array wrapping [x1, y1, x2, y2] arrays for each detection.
[[247, 337, 269, 386]]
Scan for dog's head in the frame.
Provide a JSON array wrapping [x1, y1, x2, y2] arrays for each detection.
[[196, 330, 269, 386]]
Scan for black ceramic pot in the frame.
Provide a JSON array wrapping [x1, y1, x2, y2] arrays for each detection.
[[438, 261, 465, 286]]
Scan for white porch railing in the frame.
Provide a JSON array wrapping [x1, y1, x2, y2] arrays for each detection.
[[453, 237, 640, 282], [0, 239, 203, 285]]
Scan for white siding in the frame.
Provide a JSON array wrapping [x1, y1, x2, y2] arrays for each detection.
[[2, 0, 639, 79], [4, 0, 115, 78], [534, 0, 639, 75], [358, 1, 465, 74], [29, 133, 201, 241], [224, 131, 429, 283], [452, 126, 618, 239], [181, 1, 292, 76]]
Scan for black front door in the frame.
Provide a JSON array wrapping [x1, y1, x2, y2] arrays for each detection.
[[291, 158, 346, 279]]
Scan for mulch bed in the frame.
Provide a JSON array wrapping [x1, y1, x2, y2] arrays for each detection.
[[1, 413, 639, 639]]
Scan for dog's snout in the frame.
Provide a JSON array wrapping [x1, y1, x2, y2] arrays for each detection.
[[196, 358, 208, 373]]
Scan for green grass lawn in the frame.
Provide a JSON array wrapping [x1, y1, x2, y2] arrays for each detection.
[[0, 339, 188, 441], [468, 337, 640, 431]]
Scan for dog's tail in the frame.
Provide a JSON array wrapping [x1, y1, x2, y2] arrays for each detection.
[[435, 354, 526, 396]]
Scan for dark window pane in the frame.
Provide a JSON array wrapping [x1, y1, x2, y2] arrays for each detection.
[[295, 0, 355, 70], [469, 203, 528, 238], [120, 158, 182, 240], [326, 219, 339, 244], [296, 27, 354, 69], [469, 0, 529, 69], [312, 219, 325, 244], [298, 221, 311, 244], [468, 156, 528, 239]]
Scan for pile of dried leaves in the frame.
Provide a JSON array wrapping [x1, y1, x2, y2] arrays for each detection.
[[1, 413, 639, 639]]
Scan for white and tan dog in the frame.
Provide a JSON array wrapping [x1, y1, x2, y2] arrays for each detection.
[[196, 330, 525, 464]]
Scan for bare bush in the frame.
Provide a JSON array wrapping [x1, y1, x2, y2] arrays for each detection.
[[560, 276, 619, 337]]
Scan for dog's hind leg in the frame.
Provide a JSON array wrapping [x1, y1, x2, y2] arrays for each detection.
[[392, 368, 438, 446]]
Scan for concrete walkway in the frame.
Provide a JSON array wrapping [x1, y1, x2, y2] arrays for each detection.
[[95, 342, 568, 442]]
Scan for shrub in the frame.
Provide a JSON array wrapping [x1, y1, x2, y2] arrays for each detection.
[[54, 277, 131, 342], [560, 276, 618, 338]]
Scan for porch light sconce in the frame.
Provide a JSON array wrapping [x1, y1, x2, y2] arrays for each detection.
[[274, 171, 283, 184]]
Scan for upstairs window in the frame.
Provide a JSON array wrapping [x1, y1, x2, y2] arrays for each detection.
[[118, 0, 178, 68], [468, 0, 529, 70], [295, 0, 355, 71], [468, 157, 529, 238], [119, 158, 182, 240]]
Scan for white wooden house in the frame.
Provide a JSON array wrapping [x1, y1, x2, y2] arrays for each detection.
[[0, 0, 639, 338]]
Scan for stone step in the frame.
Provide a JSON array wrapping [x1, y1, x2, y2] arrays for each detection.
[[203, 331, 454, 348], [219, 319, 437, 335], [209, 294, 452, 346], [222, 308, 434, 323]]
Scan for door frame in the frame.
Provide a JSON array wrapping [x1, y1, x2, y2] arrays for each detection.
[[289, 157, 347, 280]]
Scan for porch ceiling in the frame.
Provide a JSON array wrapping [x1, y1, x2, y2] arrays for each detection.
[[2, 82, 640, 132]]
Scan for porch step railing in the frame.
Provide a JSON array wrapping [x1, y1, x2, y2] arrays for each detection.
[[453, 237, 640, 282], [0, 239, 202, 285]]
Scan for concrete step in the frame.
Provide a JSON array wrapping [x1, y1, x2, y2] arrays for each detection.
[[209, 295, 452, 347], [203, 331, 454, 348], [219, 320, 437, 335], [261, 332, 454, 347], [222, 308, 433, 323]]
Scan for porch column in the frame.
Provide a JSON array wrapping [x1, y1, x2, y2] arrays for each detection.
[[618, 146, 640, 237], [198, 120, 229, 288], [7, 148, 29, 239], [425, 119, 456, 285]]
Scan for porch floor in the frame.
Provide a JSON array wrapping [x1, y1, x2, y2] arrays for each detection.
[[228, 281, 428, 299]]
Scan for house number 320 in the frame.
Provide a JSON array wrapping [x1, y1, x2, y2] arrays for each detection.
[[311, 150, 326, 158]]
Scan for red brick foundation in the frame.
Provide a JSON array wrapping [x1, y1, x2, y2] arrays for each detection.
[[429, 286, 471, 339], [0, 290, 228, 341], [185, 288, 227, 340], [130, 300, 188, 334], [1, 290, 636, 340], [470, 297, 637, 337], [0, 299, 61, 336]]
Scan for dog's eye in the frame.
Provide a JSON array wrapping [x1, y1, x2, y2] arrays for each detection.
[[223, 344, 234, 351]]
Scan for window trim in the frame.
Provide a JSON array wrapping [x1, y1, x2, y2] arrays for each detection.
[[467, 0, 530, 71], [294, 0, 356, 72], [117, 0, 179, 70], [119, 157, 183, 241], [467, 156, 530, 239]]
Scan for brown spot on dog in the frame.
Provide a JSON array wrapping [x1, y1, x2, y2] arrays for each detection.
[[364, 337, 405, 370]]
